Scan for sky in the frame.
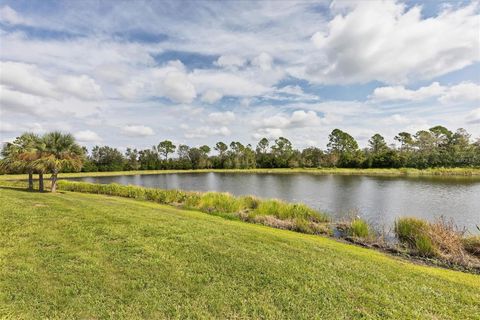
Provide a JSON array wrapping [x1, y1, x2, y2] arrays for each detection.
[[0, 0, 479, 152]]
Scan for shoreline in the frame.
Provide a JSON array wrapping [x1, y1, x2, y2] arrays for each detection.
[[2, 167, 480, 181]]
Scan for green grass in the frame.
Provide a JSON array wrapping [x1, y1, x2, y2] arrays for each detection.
[[1, 167, 480, 181], [1, 188, 479, 319], [348, 218, 371, 239], [394, 217, 436, 257]]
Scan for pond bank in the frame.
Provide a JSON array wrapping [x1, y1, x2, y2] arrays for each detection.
[[56, 180, 480, 274], [2, 167, 480, 181]]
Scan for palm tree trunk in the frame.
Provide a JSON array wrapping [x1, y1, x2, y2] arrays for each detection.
[[51, 170, 58, 193], [39, 173, 44, 192], [28, 172, 33, 191]]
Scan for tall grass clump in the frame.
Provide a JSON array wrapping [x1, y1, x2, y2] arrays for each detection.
[[394, 217, 436, 257], [197, 192, 243, 213], [348, 218, 371, 238], [252, 199, 328, 223]]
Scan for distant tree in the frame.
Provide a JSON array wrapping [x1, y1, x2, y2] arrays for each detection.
[[125, 148, 140, 170], [327, 129, 362, 167], [91, 146, 125, 171], [256, 138, 270, 154], [157, 140, 176, 160], [301, 147, 324, 168], [368, 134, 388, 153], [214, 142, 228, 156]]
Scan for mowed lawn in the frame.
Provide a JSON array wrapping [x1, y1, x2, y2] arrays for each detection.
[[0, 188, 479, 319]]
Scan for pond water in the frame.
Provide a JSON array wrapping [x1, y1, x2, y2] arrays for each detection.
[[71, 173, 480, 233]]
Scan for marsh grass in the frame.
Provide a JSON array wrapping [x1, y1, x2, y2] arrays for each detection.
[[394, 217, 436, 257], [348, 218, 371, 238], [57, 181, 329, 235]]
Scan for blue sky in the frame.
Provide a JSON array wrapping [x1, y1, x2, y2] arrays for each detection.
[[0, 0, 479, 151]]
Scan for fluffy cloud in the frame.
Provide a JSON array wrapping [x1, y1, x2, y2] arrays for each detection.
[[0, 61, 57, 97], [292, 1, 479, 84], [0, 85, 44, 115], [201, 90, 223, 104], [251, 52, 273, 71], [467, 108, 480, 124], [207, 111, 235, 125], [215, 55, 245, 68], [121, 125, 155, 137], [371, 81, 480, 104], [183, 125, 231, 139], [56, 75, 102, 100], [162, 71, 196, 104], [439, 82, 480, 104], [75, 130, 102, 142], [253, 128, 283, 140], [0, 5, 29, 25], [255, 110, 321, 129], [371, 82, 445, 101]]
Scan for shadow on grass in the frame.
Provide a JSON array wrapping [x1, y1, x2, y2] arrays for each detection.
[[0, 186, 48, 193]]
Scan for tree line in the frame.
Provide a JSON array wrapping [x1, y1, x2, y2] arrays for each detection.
[[2, 126, 480, 191]]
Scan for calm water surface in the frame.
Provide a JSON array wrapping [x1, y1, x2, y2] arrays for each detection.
[[72, 173, 480, 232]]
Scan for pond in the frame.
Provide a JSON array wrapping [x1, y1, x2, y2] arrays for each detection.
[[71, 173, 480, 233]]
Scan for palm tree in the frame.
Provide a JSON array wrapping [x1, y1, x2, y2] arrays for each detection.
[[0, 133, 41, 191], [34, 132, 84, 192]]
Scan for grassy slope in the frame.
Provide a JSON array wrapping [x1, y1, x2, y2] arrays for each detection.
[[0, 188, 479, 319], [1, 167, 480, 181]]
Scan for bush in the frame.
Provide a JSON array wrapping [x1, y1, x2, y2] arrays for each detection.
[[394, 217, 436, 257]]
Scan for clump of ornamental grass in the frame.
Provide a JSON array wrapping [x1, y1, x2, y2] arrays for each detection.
[[348, 218, 371, 239], [394, 217, 436, 257], [197, 192, 243, 213], [252, 199, 329, 223]]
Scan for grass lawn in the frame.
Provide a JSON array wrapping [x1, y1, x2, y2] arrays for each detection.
[[1, 167, 480, 182], [1, 188, 479, 319]]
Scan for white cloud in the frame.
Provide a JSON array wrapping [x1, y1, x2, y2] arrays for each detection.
[[121, 125, 155, 137], [255, 110, 321, 129], [201, 90, 223, 104], [215, 55, 246, 68], [0, 85, 44, 115], [439, 82, 480, 104], [371, 81, 480, 104], [251, 52, 273, 71], [184, 125, 231, 139], [162, 71, 196, 104], [371, 82, 445, 101], [467, 108, 480, 124], [208, 111, 235, 125], [0, 5, 29, 25], [190, 69, 270, 97], [56, 75, 102, 100], [292, 1, 480, 84], [75, 130, 102, 142], [253, 128, 283, 140], [0, 61, 57, 97]]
